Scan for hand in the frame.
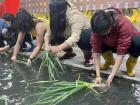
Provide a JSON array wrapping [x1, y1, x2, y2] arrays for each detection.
[[106, 74, 115, 87], [11, 56, 17, 62], [26, 59, 32, 66], [95, 76, 102, 84], [50, 45, 63, 54], [0, 47, 4, 52], [45, 45, 51, 51]]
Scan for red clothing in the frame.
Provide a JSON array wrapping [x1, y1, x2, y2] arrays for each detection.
[[91, 8, 140, 55]]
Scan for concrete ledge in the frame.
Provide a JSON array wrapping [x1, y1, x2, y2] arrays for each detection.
[[19, 46, 140, 82], [62, 61, 140, 82]]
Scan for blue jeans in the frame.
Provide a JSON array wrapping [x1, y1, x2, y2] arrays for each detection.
[[102, 35, 140, 58], [77, 29, 92, 51]]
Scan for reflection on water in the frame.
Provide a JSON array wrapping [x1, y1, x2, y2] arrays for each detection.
[[134, 84, 140, 103], [0, 54, 139, 105]]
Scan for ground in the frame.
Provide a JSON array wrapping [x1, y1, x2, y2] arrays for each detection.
[[62, 46, 140, 82], [20, 45, 140, 82]]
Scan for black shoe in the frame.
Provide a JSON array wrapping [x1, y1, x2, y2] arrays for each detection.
[[84, 59, 93, 67], [60, 52, 76, 59]]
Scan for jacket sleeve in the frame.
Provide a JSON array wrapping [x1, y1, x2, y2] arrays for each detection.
[[117, 18, 132, 55], [90, 33, 102, 53], [65, 12, 85, 47]]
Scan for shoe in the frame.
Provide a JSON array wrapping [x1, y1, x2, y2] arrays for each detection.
[[101, 51, 115, 70], [83, 50, 93, 67], [84, 59, 93, 67], [126, 55, 137, 77], [60, 52, 76, 59]]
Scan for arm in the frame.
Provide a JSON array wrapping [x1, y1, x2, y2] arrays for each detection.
[[110, 55, 124, 76], [0, 45, 10, 52], [11, 32, 24, 61], [107, 17, 132, 86], [44, 34, 50, 50], [93, 53, 102, 84], [90, 33, 103, 83], [44, 29, 51, 51], [0, 28, 17, 53], [45, 30, 69, 53], [64, 13, 84, 47], [107, 55, 124, 87], [27, 22, 46, 64], [50, 12, 85, 53]]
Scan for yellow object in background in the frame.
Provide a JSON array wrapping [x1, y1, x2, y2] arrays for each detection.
[[130, 9, 138, 23], [82, 10, 93, 21], [33, 13, 50, 26], [136, 8, 140, 23]]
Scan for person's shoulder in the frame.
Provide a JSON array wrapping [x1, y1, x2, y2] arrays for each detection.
[[67, 1, 79, 13], [35, 21, 48, 31], [66, 0, 74, 6]]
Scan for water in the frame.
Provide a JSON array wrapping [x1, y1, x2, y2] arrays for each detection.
[[0, 54, 140, 105]]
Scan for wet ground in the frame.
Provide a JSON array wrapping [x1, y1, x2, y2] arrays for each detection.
[[0, 53, 140, 105]]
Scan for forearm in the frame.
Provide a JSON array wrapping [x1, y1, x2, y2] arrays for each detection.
[[0, 45, 10, 52], [12, 32, 24, 58], [44, 37, 50, 50], [12, 43, 20, 57], [29, 46, 41, 59], [111, 55, 124, 76], [93, 53, 101, 76], [59, 42, 70, 51], [3, 45, 10, 51]]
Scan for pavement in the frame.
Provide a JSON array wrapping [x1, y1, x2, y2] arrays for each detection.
[[20, 45, 140, 82], [61, 46, 140, 82]]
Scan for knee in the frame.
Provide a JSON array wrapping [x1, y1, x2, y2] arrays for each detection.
[[132, 36, 140, 48]]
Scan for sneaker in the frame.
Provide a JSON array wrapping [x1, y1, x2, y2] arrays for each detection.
[[60, 52, 76, 59]]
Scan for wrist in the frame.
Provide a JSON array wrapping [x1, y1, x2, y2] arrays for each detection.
[[60, 42, 68, 50], [28, 57, 33, 61], [110, 73, 115, 77], [96, 75, 100, 78], [12, 55, 17, 58]]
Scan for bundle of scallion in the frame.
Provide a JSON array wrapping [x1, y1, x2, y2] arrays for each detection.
[[36, 51, 64, 81], [15, 51, 64, 81], [26, 80, 100, 105]]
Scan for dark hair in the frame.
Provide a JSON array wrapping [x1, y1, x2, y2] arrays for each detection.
[[49, 0, 69, 39], [91, 10, 113, 35], [3, 13, 15, 22], [14, 9, 35, 33]]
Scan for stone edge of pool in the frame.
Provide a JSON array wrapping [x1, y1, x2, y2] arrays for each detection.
[[19, 51, 140, 83]]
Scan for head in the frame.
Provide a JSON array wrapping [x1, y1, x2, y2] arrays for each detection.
[[91, 10, 114, 36], [14, 9, 35, 33], [3, 13, 15, 26], [49, 0, 69, 38]]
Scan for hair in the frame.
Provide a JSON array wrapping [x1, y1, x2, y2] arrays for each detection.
[[3, 13, 15, 22], [91, 10, 113, 35], [14, 9, 35, 33], [49, 0, 69, 39]]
